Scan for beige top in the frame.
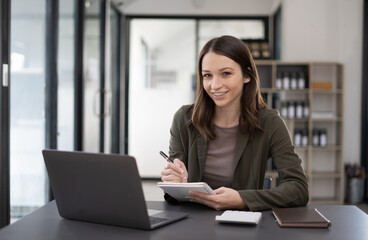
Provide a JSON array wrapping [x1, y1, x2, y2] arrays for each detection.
[[202, 125, 238, 189]]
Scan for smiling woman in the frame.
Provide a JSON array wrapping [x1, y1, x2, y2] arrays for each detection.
[[201, 52, 250, 128], [161, 35, 309, 211], [128, 17, 268, 178], [193, 36, 266, 141]]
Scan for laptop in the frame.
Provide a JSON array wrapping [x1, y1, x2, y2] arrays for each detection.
[[42, 149, 188, 230]]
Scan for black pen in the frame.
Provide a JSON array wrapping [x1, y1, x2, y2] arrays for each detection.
[[159, 151, 174, 163]]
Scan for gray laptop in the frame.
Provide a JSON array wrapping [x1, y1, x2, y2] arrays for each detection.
[[42, 150, 187, 230]]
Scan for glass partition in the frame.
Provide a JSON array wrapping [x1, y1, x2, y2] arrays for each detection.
[[57, 0, 75, 151], [10, 0, 46, 220], [83, 0, 101, 152], [129, 19, 196, 177]]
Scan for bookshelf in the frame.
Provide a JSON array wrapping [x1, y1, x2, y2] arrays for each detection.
[[257, 60, 344, 204]]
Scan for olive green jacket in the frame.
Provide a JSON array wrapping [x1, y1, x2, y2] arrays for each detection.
[[168, 105, 309, 211]]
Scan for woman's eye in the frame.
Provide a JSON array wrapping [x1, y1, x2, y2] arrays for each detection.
[[203, 74, 211, 78], [222, 72, 231, 76]]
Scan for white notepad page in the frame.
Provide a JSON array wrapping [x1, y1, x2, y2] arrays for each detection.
[[157, 182, 215, 201]]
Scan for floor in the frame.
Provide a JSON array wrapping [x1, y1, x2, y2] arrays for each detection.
[[141, 180, 368, 214], [355, 203, 368, 214]]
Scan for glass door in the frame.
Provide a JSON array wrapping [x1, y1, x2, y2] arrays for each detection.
[[84, 0, 102, 152], [5, 0, 122, 224], [9, 0, 47, 220], [84, 0, 120, 154], [57, 0, 75, 151]]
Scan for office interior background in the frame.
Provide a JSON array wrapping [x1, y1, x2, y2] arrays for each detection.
[[0, 0, 367, 227]]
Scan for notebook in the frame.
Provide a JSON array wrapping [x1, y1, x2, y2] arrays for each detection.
[[42, 150, 188, 230], [157, 182, 215, 201], [272, 207, 331, 228]]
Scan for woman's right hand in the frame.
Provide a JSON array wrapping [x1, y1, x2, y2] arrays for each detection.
[[161, 158, 188, 183]]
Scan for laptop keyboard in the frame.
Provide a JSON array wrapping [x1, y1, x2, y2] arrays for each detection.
[[149, 216, 169, 225]]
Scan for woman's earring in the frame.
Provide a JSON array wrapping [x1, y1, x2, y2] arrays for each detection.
[[244, 76, 251, 84]]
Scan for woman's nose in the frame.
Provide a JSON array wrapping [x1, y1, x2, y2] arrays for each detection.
[[211, 76, 223, 89]]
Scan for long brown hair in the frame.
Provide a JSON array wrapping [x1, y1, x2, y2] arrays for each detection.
[[192, 35, 268, 140]]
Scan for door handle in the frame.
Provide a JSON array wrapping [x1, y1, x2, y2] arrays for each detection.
[[93, 89, 112, 118], [2, 64, 9, 87], [93, 89, 101, 118], [103, 89, 111, 118]]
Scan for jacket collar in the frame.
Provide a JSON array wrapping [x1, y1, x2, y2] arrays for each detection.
[[196, 134, 207, 180], [233, 129, 249, 171]]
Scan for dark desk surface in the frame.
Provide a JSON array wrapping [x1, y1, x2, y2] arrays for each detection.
[[0, 201, 367, 240]]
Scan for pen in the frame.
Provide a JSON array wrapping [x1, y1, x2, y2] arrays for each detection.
[[159, 151, 174, 163]]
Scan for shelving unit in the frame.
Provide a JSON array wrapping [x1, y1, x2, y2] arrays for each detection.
[[257, 60, 344, 204]]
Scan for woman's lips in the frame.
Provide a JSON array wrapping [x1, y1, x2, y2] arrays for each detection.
[[212, 91, 228, 99]]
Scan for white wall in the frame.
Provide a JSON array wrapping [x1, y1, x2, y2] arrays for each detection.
[[281, 0, 363, 164]]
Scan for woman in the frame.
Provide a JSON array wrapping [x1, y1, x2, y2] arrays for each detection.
[[161, 35, 309, 211]]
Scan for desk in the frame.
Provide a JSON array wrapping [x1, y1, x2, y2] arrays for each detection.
[[0, 201, 367, 240]]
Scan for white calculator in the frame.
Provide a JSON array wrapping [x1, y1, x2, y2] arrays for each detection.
[[215, 210, 262, 225]]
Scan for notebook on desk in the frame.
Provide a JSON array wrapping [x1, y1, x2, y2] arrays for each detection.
[[272, 207, 331, 228], [42, 150, 188, 230]]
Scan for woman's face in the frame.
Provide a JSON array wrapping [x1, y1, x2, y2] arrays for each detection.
[[201, 51, 250, 111]]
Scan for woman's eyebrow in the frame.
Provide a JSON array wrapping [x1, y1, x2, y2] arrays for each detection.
[[202, 67, 234, 72], [219, 67, 234, 71]]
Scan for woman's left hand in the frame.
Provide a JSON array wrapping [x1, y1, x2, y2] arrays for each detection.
[[186, 187, 246, 210]]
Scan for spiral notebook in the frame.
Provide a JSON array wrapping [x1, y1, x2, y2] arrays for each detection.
[[157, 182, 215, 201]]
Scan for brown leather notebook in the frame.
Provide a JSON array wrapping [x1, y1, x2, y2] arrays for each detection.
[[272, 208, 331, 228]]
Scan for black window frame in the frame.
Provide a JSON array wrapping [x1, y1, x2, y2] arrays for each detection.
[[0, 0, 11, 229], [45, 0, 59, 202], [361, 0, 368, 202], [74, 0, 85, 151], [110, 3, 123, 154]]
